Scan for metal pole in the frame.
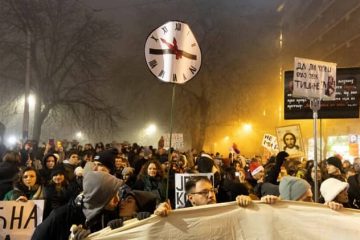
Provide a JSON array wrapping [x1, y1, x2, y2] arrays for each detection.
[[165, 83, 176, 200], [22, 29, 31, 141], [310, 98, 321, 202]]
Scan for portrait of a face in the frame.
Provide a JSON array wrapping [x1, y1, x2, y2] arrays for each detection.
[[276, 125, 304, 156]]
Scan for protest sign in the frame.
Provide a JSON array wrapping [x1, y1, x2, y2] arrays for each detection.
[[261, 133, 278, 152], [293, 57, 337, 99], [88, 201, 360, 240], [164, 133, 184, 149], [0, 200, 44, 240], [285, 67, 360, 119], [174, 173, 214, 208]]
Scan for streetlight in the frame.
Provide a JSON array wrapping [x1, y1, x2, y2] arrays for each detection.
[[145, 124, 157, 135], [243, 123, 252, 132], [75, 131, 84, 141]]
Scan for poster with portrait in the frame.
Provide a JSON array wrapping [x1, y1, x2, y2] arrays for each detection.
[[276, 125, 304, 157]]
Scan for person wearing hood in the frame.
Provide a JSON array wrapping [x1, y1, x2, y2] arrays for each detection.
[[43, 164, 71, 219], [31, 171, 124, 240], [39, 153, 58, 185]]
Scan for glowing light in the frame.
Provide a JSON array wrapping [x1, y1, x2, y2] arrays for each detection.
[[243, 124, 252, 132], [224, 136, 229, 141], [7, 136, 17, 145], [28, 94, 36, 107], [76, 132, 83, 139], [145, 124, 157, 135]]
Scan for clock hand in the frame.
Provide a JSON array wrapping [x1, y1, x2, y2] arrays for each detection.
[[149, 48, 197, 60], [160, 38, 175, 50], [172, 38, 182, 59], [161, 38, 182, 59]]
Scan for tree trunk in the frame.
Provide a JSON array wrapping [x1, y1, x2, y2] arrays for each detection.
[[32, 102, 49, 142]]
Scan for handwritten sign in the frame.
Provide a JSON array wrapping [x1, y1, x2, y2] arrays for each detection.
[[293, 57, 337, 99], [261, 134, 278, 152], [0, 200, 44, 240], [174, 173, 214, 209], [284, 68, 360, 119]]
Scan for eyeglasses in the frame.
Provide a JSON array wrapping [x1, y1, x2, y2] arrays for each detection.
[[190, 188, 218, 197]]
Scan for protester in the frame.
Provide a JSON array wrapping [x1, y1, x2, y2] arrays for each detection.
[[326, 156, 346, 181], [0, 151, 21, 199], [320, 178, 350, 210], [93, 148, 118, 174], [62, 150, 80, 182], [348, 157, 360, 209], [3, 166, 44, 201], [31, 171, 123, 240], [43, 164, 71, 218], [134, 159, 166, 203], [106, 189, 158, 229], [39, 153, 58, 185], [279, 176, 313, 202]]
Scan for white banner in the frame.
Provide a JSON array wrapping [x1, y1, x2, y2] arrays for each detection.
[[174, 173, 214, 209], [89, 201, 360, 240], [293, 57, 337, 100], [0, 200, 44, 240]]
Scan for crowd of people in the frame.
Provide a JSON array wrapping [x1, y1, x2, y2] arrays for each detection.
[[0, 139, 359, 239]]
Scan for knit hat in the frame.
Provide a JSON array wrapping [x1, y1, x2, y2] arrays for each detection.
[[122, 167, 134, 176], [320, 178, 349, 202], [126, 190, 157, 213], [50, 164, 66, 178], [326, 157, 345, 174], [94, 148, 118, 173], [249, 162, 264, 177], [197, 153, 214, 173], [279, 176, 310, 201], [82, 171, 123, 221]]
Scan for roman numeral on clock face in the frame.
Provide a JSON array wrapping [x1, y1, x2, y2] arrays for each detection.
[[175, 23, 181, 31], [151, 35, 159, 42], [158, 70, 165, 78], [148, 60, 158, 69], [161, 26, 168, 34], [189, 65, 197, 75]]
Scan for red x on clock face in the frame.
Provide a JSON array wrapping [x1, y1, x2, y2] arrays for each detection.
[[145, 21, 202, 84]]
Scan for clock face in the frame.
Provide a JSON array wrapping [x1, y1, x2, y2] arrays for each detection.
[[145, 21, 202, 84]]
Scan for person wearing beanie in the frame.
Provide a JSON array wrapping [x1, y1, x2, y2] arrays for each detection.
[[326, 156, 346, 181], [93, 148, 118, 174], [279, 176, 312, 202], [108, 189, 157, 228], [32, 171, 124, 240], [320, 178, 350, 210], [249, 162, 264, 181], [196, 153, 214, 173]]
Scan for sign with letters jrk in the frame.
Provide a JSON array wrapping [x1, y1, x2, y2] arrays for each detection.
[[175, 173, 214, 209], [293, 57, 337, 100]]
